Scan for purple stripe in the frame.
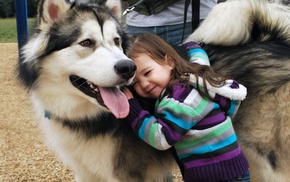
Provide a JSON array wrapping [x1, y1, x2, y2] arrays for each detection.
[[220, 96, 227, 108], [131, 110, 148, 130], [197, 112, 226, 126], [183, 41, 200, 49], [184, 147, 241, 168], [183, 153, 249, 182], [172, 83, 186, 99], [158, 119, 183, 145], [230, 80, 239, 89]]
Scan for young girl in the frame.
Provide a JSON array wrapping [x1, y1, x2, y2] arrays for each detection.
[[123, 33, 250, 182]]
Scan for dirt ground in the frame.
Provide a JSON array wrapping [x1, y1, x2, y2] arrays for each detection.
[[0, 43, 182, 182]]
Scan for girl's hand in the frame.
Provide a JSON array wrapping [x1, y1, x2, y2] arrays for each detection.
[[121, 86, 134, 99]]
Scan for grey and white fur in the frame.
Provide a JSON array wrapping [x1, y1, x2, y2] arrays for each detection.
[[18, 0, 290, 181]]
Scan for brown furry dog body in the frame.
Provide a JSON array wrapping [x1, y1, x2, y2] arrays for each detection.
[[18, 0, 290, 181], [186, 0, 290, 181]]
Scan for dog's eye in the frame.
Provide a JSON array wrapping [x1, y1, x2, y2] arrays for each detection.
[[80, 39, 94, 47], [114, 37, 120, 46]]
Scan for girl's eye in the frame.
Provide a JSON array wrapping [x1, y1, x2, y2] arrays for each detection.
[[79, 39, 95, 47], [144, 70, 151, 76]]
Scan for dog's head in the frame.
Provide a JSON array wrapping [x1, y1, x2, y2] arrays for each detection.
[[19, 0, 136, 119]]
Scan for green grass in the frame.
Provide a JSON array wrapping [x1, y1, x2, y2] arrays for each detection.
[[0, 18, 36, 43]]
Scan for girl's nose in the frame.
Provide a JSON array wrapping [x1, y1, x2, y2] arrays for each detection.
[[140, 80, 149, 89]]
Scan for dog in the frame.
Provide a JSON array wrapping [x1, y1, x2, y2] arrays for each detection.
[[185, 0, 290, 181], [18, 0, 290, 182], [18, 0, 174, 181]]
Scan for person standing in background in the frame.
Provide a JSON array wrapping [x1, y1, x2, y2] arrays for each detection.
[[124, 0, 217, 46]]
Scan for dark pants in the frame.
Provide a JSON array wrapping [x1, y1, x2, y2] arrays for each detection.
[[126, 22, 193, 46]]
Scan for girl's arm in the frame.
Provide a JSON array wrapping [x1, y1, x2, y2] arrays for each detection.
[[125, 84, 213, 150], [212, 80, 242, 119], [183, 41, 210, 66], [183, 42, 247, 113]]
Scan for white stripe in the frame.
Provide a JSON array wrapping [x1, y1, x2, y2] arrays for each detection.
[[184, 89, 201, 108]]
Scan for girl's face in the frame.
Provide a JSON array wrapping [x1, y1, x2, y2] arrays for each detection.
[[132, 53, 173, 99]]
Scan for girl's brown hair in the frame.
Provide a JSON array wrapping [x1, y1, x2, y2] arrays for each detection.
[[128, 33, 227, 99]]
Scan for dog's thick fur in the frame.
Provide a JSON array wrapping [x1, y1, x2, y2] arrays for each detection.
[[18, 0, 290, 181], [18, 0, 174, 181], [186, 0, 290, 181]]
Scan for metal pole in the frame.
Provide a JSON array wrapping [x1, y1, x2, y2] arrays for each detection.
[[15, 0, 28, 51]]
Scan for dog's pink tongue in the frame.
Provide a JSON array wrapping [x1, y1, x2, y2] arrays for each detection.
[[98, 87, 129, 119]]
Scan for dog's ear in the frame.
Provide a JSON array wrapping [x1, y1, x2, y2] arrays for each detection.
[[37, 0, 71, 27], [105, 0, 122, 21]]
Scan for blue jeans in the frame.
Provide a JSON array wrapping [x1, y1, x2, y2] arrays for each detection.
[[221, 171, 250, 182], [126, 22, 193, 46]]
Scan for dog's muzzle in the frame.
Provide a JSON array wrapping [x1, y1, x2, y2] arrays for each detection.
[[114, 59, 136, 80]]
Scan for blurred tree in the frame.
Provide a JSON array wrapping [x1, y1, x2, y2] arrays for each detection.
[[0, 0, 40, 18], [0, 0, 14, 18], [27, 0, 40, 17]]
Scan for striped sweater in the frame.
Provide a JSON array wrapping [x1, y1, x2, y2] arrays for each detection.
[[126, 82, 249, 181], [125, 42, 249, 181]]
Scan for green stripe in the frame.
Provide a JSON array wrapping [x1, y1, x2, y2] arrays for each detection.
[[190, 54, 209, 64], [159, 97, 209, 117], [148, 123, 158, 147], [175, 119, 232, 149], [192, 98, 209, 115]]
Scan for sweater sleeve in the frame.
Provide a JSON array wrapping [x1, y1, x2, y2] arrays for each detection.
[[126, 84, 214, 150], [213, 80, 242, 118], [183, 41, 210, 66]]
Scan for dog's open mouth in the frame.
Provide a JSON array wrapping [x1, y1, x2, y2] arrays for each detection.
[[70, 75, 129, 119]]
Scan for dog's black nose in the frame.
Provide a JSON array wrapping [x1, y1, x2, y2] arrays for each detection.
[[114, 60, 136, 80]]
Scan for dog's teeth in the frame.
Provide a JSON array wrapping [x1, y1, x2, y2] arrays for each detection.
[[87, 81, 91, 85], [87, 81, 99, 92], [87, 81, 94, 89]]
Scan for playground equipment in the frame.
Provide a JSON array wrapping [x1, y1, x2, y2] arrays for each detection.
[[15, 0, 28, 51]]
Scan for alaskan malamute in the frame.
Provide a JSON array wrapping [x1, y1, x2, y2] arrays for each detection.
[[18, 0, 290, 182], [18, 0, 174, 181], [185, 0, 290, 181]]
